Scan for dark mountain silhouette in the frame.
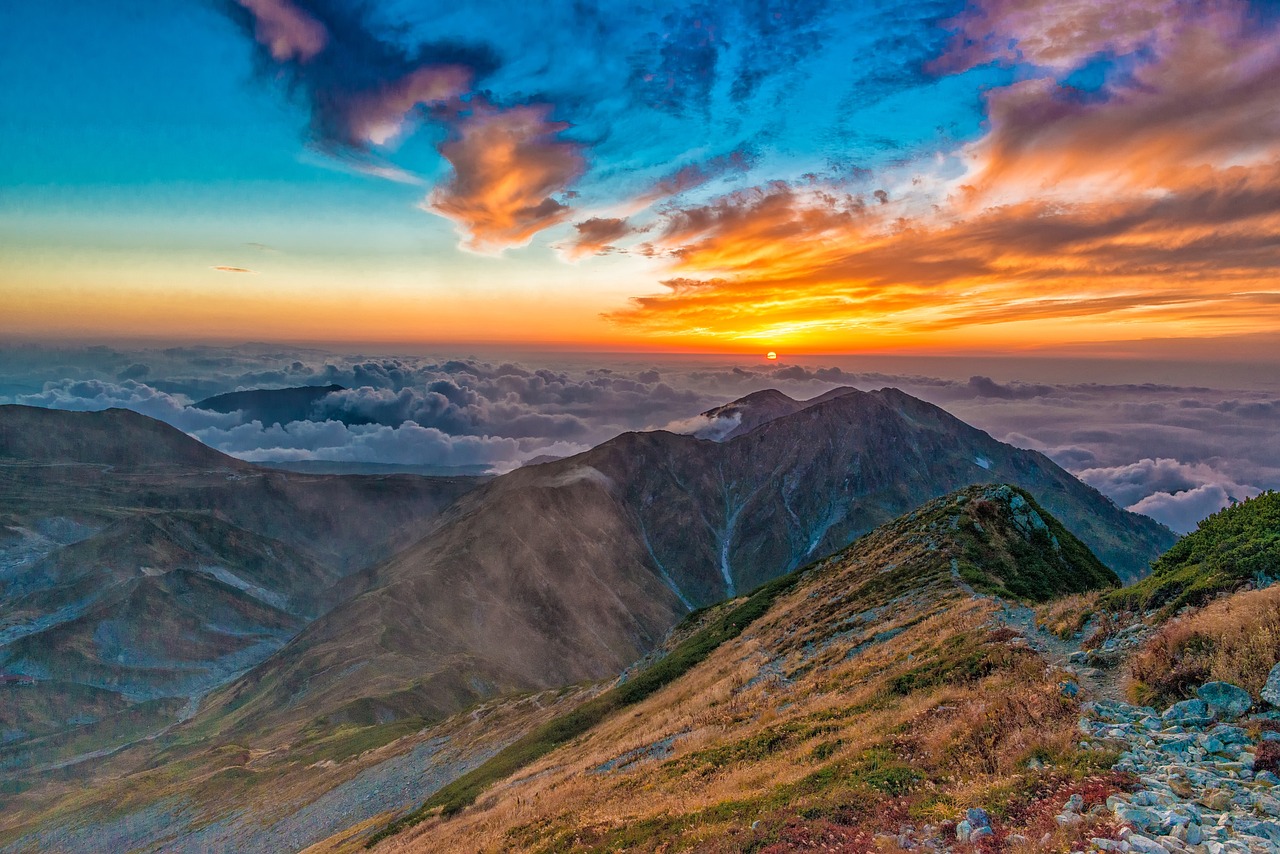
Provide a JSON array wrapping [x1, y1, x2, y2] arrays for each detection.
[[0, 405, 248, 469], [195, 384, 345, 426]]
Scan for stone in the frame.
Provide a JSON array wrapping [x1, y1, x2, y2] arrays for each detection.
[[1126, 833, 1170, 853], [1199, 790, 1233, 811], [1163, 699, 1215, 726], [966, 807, 990, 829], [955, 820, 972, 842], [1198, 683, 1253, 720], [1263, 664, 1280, 708], [1064, 793, 1085, 813]]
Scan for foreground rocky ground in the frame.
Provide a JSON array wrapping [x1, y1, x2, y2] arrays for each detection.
[[1076, 689, 1280, 853]]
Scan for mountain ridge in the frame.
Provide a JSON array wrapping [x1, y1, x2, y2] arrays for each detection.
[[191, 386, 1171, 743]]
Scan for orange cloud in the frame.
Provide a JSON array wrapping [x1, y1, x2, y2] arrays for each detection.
[[607, 158, 1280, 346], [964, 6, 1280, 201], [606, 0, 1280, 350], [428, 102, 586, 252]]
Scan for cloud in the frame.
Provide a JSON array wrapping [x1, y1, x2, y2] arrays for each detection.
[[931, 0, 1187, 74], [192, 418, 526, 470], [116, 363, 150, 381], [966, 376, 1056, 400], [1128, 484, 1252, 535], [235, 0, 328, 63], [659, 411, 742, 441], [640, 146, 758, 203], [1072, 457, 1263, 532], [426, 102, 586, 252], [212, 266, 256, 274], [13, 380, 239, 432], [558, 217, 635, 260], [227, 0, 496, 152]]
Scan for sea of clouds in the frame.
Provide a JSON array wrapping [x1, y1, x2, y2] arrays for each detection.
[[2, 344, 1276, 534]]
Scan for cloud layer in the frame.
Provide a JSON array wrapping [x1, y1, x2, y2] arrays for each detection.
[[4, 344, 1276, 531]]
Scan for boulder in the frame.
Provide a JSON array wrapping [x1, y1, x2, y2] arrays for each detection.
[[1198, 682, 1252, 720], [1262, 663, 1280, 708]]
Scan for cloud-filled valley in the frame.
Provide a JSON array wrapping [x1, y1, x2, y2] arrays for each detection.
[[3, 344, 1276, 533]]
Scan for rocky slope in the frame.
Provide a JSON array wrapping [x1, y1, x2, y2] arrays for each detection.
[[203, 387, 1170, 743]]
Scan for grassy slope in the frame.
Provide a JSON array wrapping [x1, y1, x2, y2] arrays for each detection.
[[333, 484, 1123, 853], [1104, 491, 1279, 617]]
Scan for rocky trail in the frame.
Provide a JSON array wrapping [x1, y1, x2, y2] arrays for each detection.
[[996, 596, 1280, 853], [906, 578, 1280, 853]]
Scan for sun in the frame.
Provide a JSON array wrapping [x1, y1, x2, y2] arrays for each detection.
[[766, 351, 778, 360]]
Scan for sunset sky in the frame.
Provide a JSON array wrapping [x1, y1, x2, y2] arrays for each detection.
[[3, 0, 1279, 354]]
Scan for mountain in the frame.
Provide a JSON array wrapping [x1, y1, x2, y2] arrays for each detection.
[[197, 387, 1171, 742], [0, 405, 481, 769], [0, 485, 1128, 853], [351, 484, 1121, 852], [195, 384, 345, 427], [0, 404, 248, 469], [697, 386, 857, 440]]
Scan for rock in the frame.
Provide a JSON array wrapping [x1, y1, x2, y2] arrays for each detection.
[[955, 819, 972, 842], [1198, 683, 1253, 720], [1199, 790, 1233, 811], [1163, 699, 1216, 727], [966, 807, 990, 829], [1263, 664, 1280, 708], [1064, 793, 1085, 813], [1126, 833, 1170, 852]]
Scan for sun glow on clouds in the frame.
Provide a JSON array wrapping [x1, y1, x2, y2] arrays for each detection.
[[597, 0, 1280, 351], [7, 0, 1280, 353]]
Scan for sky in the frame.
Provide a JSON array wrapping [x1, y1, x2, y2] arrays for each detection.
[[3, 0, 1279, 354]]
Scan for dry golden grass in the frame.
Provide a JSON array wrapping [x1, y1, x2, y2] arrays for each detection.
[[1130, 585, 1280, 707], [1034, 593, 1102, 641], [364, 584, 1122, 853]]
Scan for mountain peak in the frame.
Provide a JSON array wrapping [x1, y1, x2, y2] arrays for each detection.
[[699, 386, 862, 441]]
